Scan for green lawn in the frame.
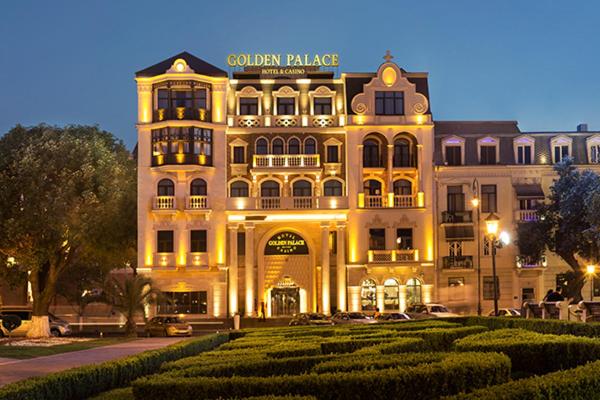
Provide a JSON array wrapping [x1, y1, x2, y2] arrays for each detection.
[[0, 338, 133, 359]]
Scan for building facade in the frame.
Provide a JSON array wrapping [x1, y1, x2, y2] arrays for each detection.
[[135, 51, 600, 318]]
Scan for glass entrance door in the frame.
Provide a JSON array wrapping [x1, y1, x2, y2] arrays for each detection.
[[271, 287, 300, 316]]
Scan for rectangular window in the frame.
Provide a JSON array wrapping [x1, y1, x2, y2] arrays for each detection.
[[517, 145, 532, 164], [369, 228, 386, 250], [157, 89, 169, 109], [329, 231, 337, 254], [480, 146, 497, 164], [519, 199, 539, 210], [447, 185, 465, 212], [483, 276, 500, 300], [448, 277, 466, 301], [445, 146, 462, 166], [157, 291, 207, 314], [237, 232, 245, 256], [554, 145, 569, 163], [239, 97, 258, 115], [591, 145, 600, 164], [396, 228, 413, 250], [157, 230, 174, 253], [449, 241, 462, 257], [375, 91, 404, 115], [233, 146, 245, 163], [277, 97, 295, 115], [190, 230, 207, 253], [326, 145, 339, 163], [481, 185, 497, 213], [314, 97, 332, 115]]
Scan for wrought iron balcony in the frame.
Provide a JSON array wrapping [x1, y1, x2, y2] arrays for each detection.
[[153, 107, 210, 122], [441, 211, 473, 224], [516, 255, 547, 269], [442, 256, 474, 269]]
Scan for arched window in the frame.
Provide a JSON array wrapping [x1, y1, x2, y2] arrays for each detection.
[[288, 138, 301, 155], [384, 278, 399, 311], [256, 138, 268, 155], [361, 279, 377, 311], [393, 138, 413, 167], [260, 180, 280, 197], [406, 278, 422, 306], [157, 179, 174, 196], [292, 180, 312, 197], [304, 138, 317, 154], [190, 178, 207, 196], [393, 179, 412, 195], [363, 179, 382, 196], [323, 180, 343, 196], [363, 138, 381, 167], [230, 181, 249, 197], [272, 138, 284, 155]]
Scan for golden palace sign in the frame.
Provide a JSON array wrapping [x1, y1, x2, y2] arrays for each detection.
[[227, 53, 339, 68], [265, 232, 309, 255]]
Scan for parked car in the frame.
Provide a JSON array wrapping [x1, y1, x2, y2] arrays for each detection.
[[0, 307, 72, 337], [145, 316, 192, 337], [405, 303, 460, 318], [332, 312, 377, 325], [487, 308, 521, 317], [289, 313, 334, 326], [376, 312, 411, 321]]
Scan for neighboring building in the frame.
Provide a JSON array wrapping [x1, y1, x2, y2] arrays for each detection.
[[134, 51, 600, 318]]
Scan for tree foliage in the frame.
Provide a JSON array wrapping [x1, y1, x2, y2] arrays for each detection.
[[517, 158, 600, 301], [0, 124, 136, 336]]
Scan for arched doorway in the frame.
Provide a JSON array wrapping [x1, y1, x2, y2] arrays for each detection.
[[406, 278, 423, 306], [384, 278, 400, 311], [259, 230, 314, 317], [361, 279, 377, 311]]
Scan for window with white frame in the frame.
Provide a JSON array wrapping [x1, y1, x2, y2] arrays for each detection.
[[477, 137, 499, 165], [551, 135, 572, 163], [442, 136, 465, 166], [514, 136, 534, 165], [587, 135, 600, 164]]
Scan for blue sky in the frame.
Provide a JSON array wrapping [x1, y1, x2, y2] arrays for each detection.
[[1, 0, 599, 148]]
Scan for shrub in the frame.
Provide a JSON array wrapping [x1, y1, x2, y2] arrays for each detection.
[[265, 342, 322, 358], [454, 328, 600, 374], [0, 333, 229, 400], [447, 358, 600, 399], [131, 352, 510, 400], [312, 352, 445, 374], [321, 337, 423, 354], [397, 326, 488, 350], [448, 316, 600, 337]]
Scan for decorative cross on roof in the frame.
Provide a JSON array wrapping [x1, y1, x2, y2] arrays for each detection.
[[383, 50, 394, 63]]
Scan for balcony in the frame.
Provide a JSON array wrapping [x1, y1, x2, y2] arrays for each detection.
[[311, 115, 336, 128], [236, 115, 263, 128], [227, 196, 348, 210], [516, 210, 539, 222], [252, 154, 320, 169], [442, 256, 474, 269], [186, 195, 208, 210], [441, 211, 473, 224], [152, 153, 212, 167], [368, 249, 419, 263], [153, 253, 176, 268], [360, 194, 417, 209], [516, 255, 547, 269], [394, 195, 414, 208], [274, 115, 299, 128], [153, 196, 176, 210], [364, 195, 385, 208], [153, 108, 210, 123]]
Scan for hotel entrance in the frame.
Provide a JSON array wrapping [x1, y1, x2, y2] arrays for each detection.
[[271, 286, 300, 316]]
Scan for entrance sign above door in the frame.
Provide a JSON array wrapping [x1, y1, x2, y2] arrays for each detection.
[[265, 232, 309, 255]]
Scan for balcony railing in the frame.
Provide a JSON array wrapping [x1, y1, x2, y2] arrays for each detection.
[[186, 195, 208, 210], [227, 196, 348, 210], [152, 153, 212, 167], [311, 115, 336, 128], [153, 196, 176, 210], [441, 211, 473, 223], [274, 115, 299, 128], [365, 195, 385, 208], [153, 107, 210, 123], [368, 249, 419, 263], [394, 195, 414, 208], [516, 255, 547, 268], [517, 210, 539, 222], [442, 256, 474, 269], [253, 154, 320, 168], [361, 194, 417, 209]]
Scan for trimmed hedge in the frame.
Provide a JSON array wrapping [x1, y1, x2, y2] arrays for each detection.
[[454, 328, 600, 374], [395, 326, 488, 350], [0, 333, 229, 400], [265, 342, 322, 359], [446, 316, 600, 337], [321, 337, 424, 354], [447, 358, 600, 399], [312, 352, 446, 374], [132, 352, 510, 400]]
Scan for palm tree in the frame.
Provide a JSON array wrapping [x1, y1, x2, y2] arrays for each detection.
[[101, 274, 161, 337]]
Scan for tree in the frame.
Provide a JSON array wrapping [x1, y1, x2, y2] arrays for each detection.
[[0, 125, 136, 337], [517, 158, 600, 302], [99, 274, 161, 337]]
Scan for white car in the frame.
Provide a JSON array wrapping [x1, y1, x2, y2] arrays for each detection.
[[406, 303, 460, 318], [0, 307, 72, 337], [487, 308, 521, 317]]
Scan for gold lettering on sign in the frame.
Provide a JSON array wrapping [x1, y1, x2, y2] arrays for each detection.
[[227, 53, 339, 68]]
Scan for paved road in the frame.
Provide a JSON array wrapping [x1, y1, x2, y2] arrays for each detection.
[[0, 337, 185, 387]]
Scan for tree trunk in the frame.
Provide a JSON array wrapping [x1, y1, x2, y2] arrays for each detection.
[[561, 253, 586, 303], [27, 263, 59, 338], [125, 317, 137, 337]]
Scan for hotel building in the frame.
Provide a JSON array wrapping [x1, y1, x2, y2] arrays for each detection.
[[135, 51, 600, 318]]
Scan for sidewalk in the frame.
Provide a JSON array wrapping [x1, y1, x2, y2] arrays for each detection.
[[0, 337, 185, 387]]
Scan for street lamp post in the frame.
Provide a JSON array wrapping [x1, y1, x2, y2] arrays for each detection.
[[471, 179, 482, 316], [587, 265, 596, 301], [485, 213, 501, 317]]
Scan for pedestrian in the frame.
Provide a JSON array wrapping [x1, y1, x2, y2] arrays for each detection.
[[543, 289, 554, 302], [260, 301, 266, 322]]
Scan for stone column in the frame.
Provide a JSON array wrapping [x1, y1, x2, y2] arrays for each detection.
[[244, 224, 255, 317], [376, 285, 385, 313], [417, 144, 424, 193], [321, 223, 331, 315], [336, 223, 347, 311], [387, 144, 394, 193], [228, 224, 239, 316], [357, 144, 365, 207]]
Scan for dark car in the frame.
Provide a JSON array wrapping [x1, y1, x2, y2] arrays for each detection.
[[145, 316, 192, 337], [289, 313, 334, 326], [376, 312, 411, 321], [332, 312, 377, 325]]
